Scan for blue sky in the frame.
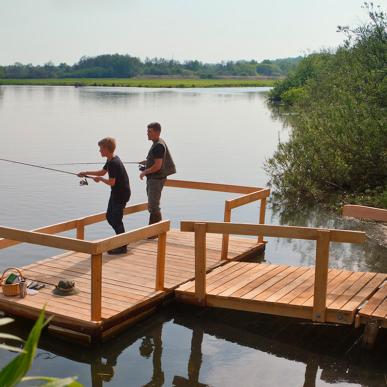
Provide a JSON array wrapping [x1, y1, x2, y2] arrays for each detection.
[[1, 0, 386, 65]]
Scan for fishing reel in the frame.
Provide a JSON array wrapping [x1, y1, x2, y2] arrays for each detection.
[[138, 164, 146, 172], [79, 178, 88, 186]]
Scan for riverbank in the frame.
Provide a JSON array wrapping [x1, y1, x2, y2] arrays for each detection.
[[0, 78, 276, 88]]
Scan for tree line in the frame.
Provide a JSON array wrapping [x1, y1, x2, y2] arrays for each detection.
[[0, 55, 301, 79], [265, 3, 387, 209]]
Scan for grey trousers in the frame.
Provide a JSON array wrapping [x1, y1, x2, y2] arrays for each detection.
[[146, 178, 166, 214]]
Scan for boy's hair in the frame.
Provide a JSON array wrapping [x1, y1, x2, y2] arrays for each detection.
[[147, 122, 161, 132], [98, 137, 116, 153]]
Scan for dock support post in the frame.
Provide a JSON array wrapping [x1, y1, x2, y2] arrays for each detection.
[[156, 231, 167, 290], [91, 253, 102, 322], [76, 218, 85, 240], [221, 202, 231, 260], [257, 198, 267, 244], [195, 223, 207, 305], [362, 319, 380, 349], [312, 230, 330, 322]]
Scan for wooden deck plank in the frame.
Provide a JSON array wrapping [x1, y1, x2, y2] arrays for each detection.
[[209, 264, 270, 296], [230, 265, 288, 298], [328, 272, 376, 311], [254, 267, 310, 301], [359, 283, 387, 317], [242, 266, 299, 300], [278, 269, 336, 305], [265, 267, 315, 303], [341, 273, 386, 312]]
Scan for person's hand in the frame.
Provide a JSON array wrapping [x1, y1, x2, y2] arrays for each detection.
[[93, 177, 101, 183], [77, 172, 85, 177], [140, 172, 146, 180]]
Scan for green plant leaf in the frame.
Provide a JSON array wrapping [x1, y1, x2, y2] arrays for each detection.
[[22, 376, 83, 386], [0, 309, 46, 387], [0, 344, 25, 353], [0, 332, 24, 342], [0, 317, 14, 326]]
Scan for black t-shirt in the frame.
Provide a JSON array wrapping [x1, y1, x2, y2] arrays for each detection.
[[103, 156, 130, 201], [152, 144, 165, 159]]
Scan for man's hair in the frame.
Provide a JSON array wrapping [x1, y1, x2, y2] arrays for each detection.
[[147, 122, 161, 132], [98, 137, 116, 153]]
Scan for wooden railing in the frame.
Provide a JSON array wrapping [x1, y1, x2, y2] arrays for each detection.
[[343, 204, 387, 222], [0, 202, 169, 322], [165, 179, 270, 259], [180, 221, 367, 323]]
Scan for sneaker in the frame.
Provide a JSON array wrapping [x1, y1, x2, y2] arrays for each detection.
[[107, 246, 127, 255]]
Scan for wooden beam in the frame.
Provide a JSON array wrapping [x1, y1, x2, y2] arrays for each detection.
[[180, 221, 366, 243], [0, 220, 78, 250], [312, 230, 330, 322], [227, 189, 270, 209], [96, 220, 170, 254], [155, 232, 167, 290], [0, 226, 97, 254], [343, 204, 387, 222], [83, 202, 148, 226], [165, 179, 261, 194], [221, 202, 231, 260], [91, 253, 102, 322], [76, 219, 85, 240], [194, 223, 207, 305], [0, 202, 148, 250], [258, 197, 267, 244]]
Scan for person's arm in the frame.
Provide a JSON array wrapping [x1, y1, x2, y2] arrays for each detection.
[[140, 159, 162, 180], [93, 176, 116, 186], [77, 169, 107, 177]]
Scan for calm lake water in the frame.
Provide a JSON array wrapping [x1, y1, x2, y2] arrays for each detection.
[[0, 85, 385, 386]]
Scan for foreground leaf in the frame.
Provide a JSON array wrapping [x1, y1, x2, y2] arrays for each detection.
[[22, 376, 83, 387], [0, 310, 46, 387]]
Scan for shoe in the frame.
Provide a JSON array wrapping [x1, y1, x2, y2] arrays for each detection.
[[107, 246, 127, 255]]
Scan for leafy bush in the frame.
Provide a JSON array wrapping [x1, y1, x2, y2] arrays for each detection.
[[265, 3, 387, 208]]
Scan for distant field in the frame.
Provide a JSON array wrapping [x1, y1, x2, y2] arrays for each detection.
[[0, 78, 276, 88]]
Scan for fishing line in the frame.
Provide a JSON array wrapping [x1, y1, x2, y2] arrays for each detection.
[[0, 158, 92, 186]]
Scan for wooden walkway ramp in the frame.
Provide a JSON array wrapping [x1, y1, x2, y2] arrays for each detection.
[[176, 262, 386, 325], [175, 221, 387, 346]]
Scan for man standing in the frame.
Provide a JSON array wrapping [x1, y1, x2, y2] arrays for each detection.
[[78, 137, 130, 254], [139, 122, 176, 226]]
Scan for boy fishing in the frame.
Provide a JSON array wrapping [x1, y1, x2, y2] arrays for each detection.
[[78, 137, 130, 254]]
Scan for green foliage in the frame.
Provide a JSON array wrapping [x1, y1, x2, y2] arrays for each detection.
[[0, 77, 275, 88], [0, 312, 82, 387], [265, 3, 387, 208], [0, 55, 299, 79]]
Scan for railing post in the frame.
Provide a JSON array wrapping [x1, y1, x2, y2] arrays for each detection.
[[257, 197, 267, 244], [195, 223, 207, 305], [221, 201, 231, 260], [91, 253, 102, 322], [313, 230, 330, 322], [156, 232, 167, 291], [76, 218, 85, 240]]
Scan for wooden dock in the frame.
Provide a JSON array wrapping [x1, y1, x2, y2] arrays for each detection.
[[0, 179, 269, 343], [0, 179, 385, 346]]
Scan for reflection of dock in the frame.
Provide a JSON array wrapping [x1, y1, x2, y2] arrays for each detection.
[[0, 179, 268, 343]]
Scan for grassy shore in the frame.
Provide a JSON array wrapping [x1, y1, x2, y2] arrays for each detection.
[[0, 78, 275, 88]]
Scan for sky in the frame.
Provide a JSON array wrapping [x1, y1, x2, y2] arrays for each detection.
[[1, 0, 386, 65]]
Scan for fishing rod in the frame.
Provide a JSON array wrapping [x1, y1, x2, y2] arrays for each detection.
[[0, 158, 92, 186], [48, 161, 141, 166]]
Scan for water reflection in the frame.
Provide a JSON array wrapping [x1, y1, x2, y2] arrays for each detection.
[[2, 305, 385, 387]]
